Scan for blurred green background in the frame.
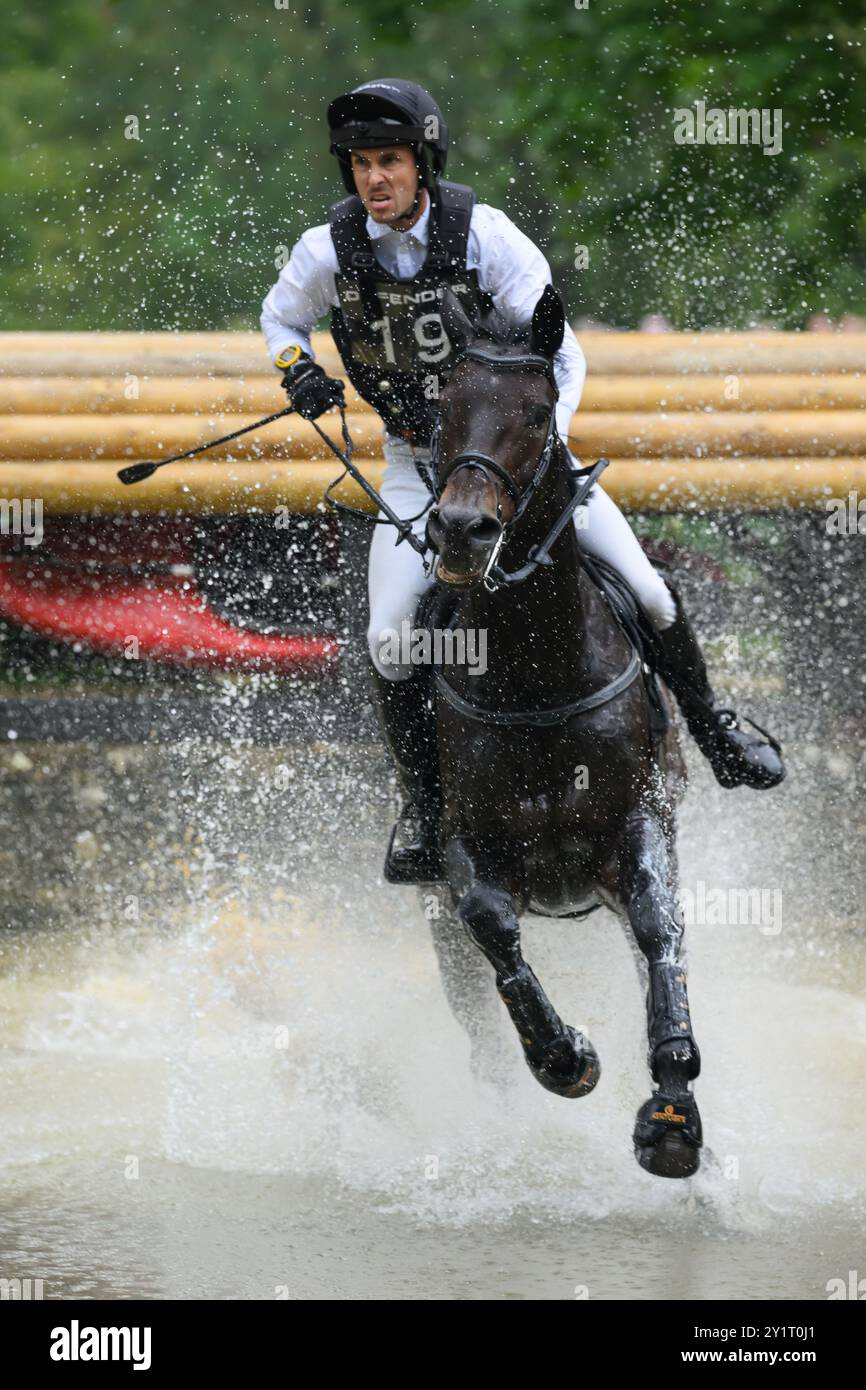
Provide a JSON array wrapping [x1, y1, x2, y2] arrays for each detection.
[[1, 0, 864, 332]]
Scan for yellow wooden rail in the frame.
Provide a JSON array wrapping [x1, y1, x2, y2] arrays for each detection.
[[2, 330, 865, 374], [1, 374, 865, 414], [1, 459, 862, 515], [0, 332, 863, 512], [3, 411, 865, 461]]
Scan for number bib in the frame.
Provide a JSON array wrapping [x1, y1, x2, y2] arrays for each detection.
[[334, 276, 479, 374]]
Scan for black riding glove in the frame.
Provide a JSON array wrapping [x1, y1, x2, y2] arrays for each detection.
[[278, 349, 345, 421]]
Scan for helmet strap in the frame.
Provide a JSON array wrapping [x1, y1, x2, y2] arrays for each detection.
[[389, 184, 426, 230], [388, 152, 426, 228]]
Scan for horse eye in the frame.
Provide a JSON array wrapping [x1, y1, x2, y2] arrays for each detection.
[[525, 405, 549, 428]]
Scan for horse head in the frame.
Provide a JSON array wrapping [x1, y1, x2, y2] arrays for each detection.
[[426, 285, 566, 587]]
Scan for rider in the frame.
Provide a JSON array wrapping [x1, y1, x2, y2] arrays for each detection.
[[260, 78, 785, 882]]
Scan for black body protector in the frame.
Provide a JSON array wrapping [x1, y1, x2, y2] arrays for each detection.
[[328, 180, 493, 447]]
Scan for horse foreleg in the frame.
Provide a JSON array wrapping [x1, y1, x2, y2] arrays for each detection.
[[619, 812, 702, 1178], [449, 849, 599, 1099]]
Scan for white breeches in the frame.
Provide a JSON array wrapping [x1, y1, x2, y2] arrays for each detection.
[[367, 437, 677, 680]]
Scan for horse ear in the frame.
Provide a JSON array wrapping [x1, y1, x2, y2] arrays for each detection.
[[440, 287, 475, 355], [529, 285, 566, 358]]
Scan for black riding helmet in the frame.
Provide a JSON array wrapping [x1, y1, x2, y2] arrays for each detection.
[[327, 79, 449, 196]]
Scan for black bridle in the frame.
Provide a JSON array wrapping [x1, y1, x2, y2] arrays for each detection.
[[430, 344, 610, 591], [429, 344, 643, 728]]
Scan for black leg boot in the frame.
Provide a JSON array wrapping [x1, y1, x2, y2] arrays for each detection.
[[369, 663, 443, 883], [655, 583, 785, 790]]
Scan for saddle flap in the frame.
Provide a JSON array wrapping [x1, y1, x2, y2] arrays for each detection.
[[577, 549, 671, 744]]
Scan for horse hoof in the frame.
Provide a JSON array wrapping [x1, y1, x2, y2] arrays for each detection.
[[633, 1093, 702, 1179], [525, 1026, 600, 1098]]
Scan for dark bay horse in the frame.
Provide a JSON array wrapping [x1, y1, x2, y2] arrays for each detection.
[[421, 286, 702, 1179]]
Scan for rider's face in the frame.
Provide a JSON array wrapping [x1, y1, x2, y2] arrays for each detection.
[[350, 146, 420, 225]]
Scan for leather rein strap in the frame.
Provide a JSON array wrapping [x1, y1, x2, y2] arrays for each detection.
[[434, 649, 643, 728], [319, 408, 431, 554]]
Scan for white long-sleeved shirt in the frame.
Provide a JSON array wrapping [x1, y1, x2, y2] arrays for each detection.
[[260, 194, 586, 442]]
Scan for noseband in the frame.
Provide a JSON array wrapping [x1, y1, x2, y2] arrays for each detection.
[[430, 344, 608, 591]]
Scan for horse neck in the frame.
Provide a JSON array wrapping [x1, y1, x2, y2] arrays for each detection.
[[458, 446, 605, 703]]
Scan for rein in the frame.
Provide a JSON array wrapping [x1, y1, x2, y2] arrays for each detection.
[[434, 650, 643, 728], [314, 410, 431, 555], [116, 400, 432, 558]]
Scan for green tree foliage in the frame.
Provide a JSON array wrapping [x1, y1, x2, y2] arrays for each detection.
[[0, 0, 863, 330]]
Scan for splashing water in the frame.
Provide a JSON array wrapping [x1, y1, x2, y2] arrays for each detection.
[[1, 734, 864, 1298]]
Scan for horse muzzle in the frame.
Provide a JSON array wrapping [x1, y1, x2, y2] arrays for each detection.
[[425, 504, 503, 585]]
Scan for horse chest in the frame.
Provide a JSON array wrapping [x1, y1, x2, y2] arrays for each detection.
[[446, 727, 632, 827]]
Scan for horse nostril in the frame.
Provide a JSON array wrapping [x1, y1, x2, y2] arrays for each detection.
[[434, 505, 500, 552], [467, 516, 502, 546]]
